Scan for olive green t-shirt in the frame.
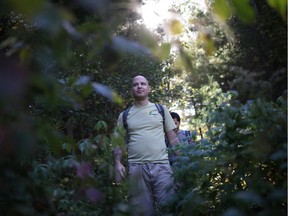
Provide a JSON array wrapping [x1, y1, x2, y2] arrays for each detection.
[[117, 102, 176, 163]]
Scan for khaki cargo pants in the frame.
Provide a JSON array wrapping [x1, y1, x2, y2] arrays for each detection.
[[128, 162, 175, 216]]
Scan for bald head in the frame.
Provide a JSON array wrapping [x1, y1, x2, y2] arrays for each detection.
[[131, 75, 151, 101], [132, 75, 149, 86]]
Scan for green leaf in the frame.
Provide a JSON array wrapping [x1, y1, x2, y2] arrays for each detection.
[[212, 0, 232, 21], [199, 33, 216, 55], [170, 19, 183, 35], [138, 28, 158, 49], [95, 120, 108, 132], [227, 90, 239, 99], [267, 0, 287, 20], [91, 82, 122, 104], [91, 82, 114, 101], [81, 85, 93, 97], [8, 0, 45, 16], [111, 36, 150, 55], [62, 142, 73, 153], [231, 0, 255, 23], [152, 43, 171, 60], [178, 47, 194, 71], [19, 48, 32, 65], [78, 139, 93, 154]]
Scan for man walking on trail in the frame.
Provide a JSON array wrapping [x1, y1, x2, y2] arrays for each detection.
[[170, 112, 193, 145], [113, 75, 179, 216]]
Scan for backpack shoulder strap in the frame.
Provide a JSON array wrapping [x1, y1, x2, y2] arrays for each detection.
[[122, 106, 131, 132], [155, 103, 165, 130], [155, 103, 170, 147], [184, 130, 191, 137]]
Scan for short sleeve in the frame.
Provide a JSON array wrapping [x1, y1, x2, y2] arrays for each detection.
[[116, 112, 124, 127], [163, 106, 176, 132]]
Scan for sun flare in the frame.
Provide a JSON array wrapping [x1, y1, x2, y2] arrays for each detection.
[[139, 0, 171, 29], [138, 0, 207, 30]]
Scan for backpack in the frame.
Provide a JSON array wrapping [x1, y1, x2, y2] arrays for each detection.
[[184, 130, 190, 137], [183, 130, 192, 144]]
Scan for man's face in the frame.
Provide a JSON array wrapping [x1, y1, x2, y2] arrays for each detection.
[[173, 118, 180, 132], [132, 76, 151, 99]]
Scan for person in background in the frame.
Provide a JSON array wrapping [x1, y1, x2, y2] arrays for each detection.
[[170, 112, 193, 145], [113, 75, 179, 216]]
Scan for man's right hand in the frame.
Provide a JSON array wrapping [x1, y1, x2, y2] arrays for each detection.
[[115, 162, 126, 183]]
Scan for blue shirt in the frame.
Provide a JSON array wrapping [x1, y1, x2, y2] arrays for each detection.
[[177, 129, 192, 144]]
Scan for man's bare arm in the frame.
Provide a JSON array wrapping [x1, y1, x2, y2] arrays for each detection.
[[113, 147, 122, 164], [166, 130, 179, 146], [166, 130, 180, 156], [113, 147, 126, 182]]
